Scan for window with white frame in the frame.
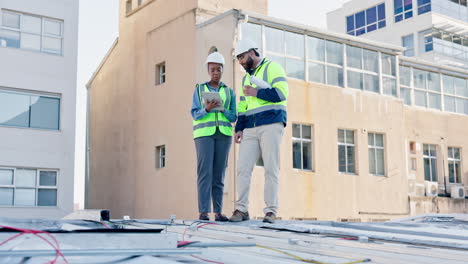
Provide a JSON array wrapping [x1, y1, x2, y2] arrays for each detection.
[[155, 62, 166, 85], [265, 26, 305, 80], [0, 9, 63, 55], [423, 144, 438, 182], [338, 129, 356, 174], [307, 36, 344, 87], [394, 0, 414, 22], [156, 145, 166, 168], [418, 0, 432, 14], [346, 3, 386, 36], [368, 133, 385, 176], [448, 147, 462, 184], [0, 88, 60, 130], [402, 34, 415, 56], [413, 68, 441, 110], [292, 124, 313, 171], [443, 74, 468, 114], [381, 53, 397, 96], [0, 168, 58, 207], [399, 66, 412, 105], [420, 29, 434, 52], [346, 45, 380, 93]]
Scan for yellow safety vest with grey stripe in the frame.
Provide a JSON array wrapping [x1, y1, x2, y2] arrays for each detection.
[[193, 84, 233, 138], [237, 58, 288, 129]]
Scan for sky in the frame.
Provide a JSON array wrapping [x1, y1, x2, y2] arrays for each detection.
[[75, 0, 345, 204]]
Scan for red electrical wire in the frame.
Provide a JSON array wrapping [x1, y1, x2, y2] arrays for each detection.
[[100, 220, 111, 229], [0, 225, 68, 264]]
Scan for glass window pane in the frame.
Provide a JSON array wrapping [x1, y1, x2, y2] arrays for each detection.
[[338, 129, 345, 143], [368, 133, 375, 146], [456, 98, 468, 114], [0, 29, 20, 48], [39, 171, 57, 186], [268, 54, 285, 70], [16, 169, 36, 187], [346, 15, 354, 32], [400, 87, 411, 105], [326, 41, 343, 65], [366, 7, 377, 24], [308, 62, 325, 83], [413, 69, 426, 89], [456, 162, 461, 183], [427, 72, 440, 92], [367, 24, 377, 33], [363, 49, 378, 72], [241, 23, 261, 53], [449, 163, 455, 183], [383, 77, 397, 96], [381, 53, 396, 76], [347, 71, 363, 90], [327, 66, 344, 87], [454, 148, 460, 159], [347, 45, 362, 69], [454, 77, 468, 97], [424, 158, 431, 181], [0, 188, 13, 206], [302, 125, 311, 139], [285, 58, 304, 80], [265, 27, 284, 54], [415, 90, 427, 107], [378, 3, 386, 20], [30, 96, 60, 130], [21, 33, 41, 51], [346, 130, 355, 144], [14, 188, 36, 206], [293, 124, 301, 138], [285, 31, 304, 58], [0, 169, 14, 185], [376, 149, 385, 175], [2, 12, 20, 28], [347, 146, 355, 173], [339, 145, 346, 172], [42, 36, 62, 54], [403, 35, 414, 48], [22, 15, 41, 34], [430, 158, 437, 181], [293, 141, 301, 169], [400, 66, 411, 86], [444, 96, 455, 112], [355, 11, 365, 28], [38, 189, 57, 206], [0, 91, 30, 127], [44, 19, 62, 36], [428, 93, 441, 110], [443, 75, 455, 94], [378, 20, 386, 29], [307, 36, 325, 61], [423, 144, 429, 155], [430, 145, 436, 156], [375, 134, 384, 147], [302, 142, 312, 170], [364, 73, 379, 93], [369, 148, 376, 174]]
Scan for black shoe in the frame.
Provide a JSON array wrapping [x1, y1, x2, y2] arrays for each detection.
[[215, 213, 229, 222], [199, 213, 209, 221]]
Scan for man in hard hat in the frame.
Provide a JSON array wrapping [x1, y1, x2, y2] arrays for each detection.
[[229, 39, 288, 224], [191, 51, 237, 221]]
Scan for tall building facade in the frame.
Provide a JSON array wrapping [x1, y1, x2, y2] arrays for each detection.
[[0, 0, 80, 218], [327, 0, 468, 69], [87, 0, 468, 221]]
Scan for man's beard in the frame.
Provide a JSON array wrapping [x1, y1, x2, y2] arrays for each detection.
[[244, 55, 254, 71]]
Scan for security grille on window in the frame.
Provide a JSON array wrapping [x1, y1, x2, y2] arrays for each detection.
[[0, 88, 60, 130], [346, 3, 386, 36], [423, 144, 438, 182], [394, 0, 413, 22], [0, 9, 63, 55], [368, 133, 385, 176], [156, 145, 166, 168], [155, 63, 166, 85], [0, 168, 58, 207], [292, 124, 313, 171], [448, 147, 462, 184], [338, 129, 356, 174]]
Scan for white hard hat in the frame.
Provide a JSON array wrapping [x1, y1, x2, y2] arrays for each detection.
[[205, 51, 225, 66], [235, 39, 258, 56]]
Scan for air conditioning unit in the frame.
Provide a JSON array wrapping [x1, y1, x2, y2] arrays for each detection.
[[424, 181, 438, 197], [450, 186, 465, 199]]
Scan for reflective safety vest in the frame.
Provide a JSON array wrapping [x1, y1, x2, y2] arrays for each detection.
[[237, 58, 288, 127], [193, 84, 233, 138]]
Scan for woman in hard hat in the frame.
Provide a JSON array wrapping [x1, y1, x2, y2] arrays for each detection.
[[190, 51, 236, 221]]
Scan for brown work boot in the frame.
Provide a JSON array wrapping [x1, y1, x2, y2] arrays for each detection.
[[229, 209, 250, 222], [199, 213, 209, 221], [263, 212, 276, 223], [214, 213, 229, 222]]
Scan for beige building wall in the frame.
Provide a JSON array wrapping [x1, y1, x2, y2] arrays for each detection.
[[88, 1, 468, 221]]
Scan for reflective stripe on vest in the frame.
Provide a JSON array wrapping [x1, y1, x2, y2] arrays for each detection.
[[193, 84, 233, 138]]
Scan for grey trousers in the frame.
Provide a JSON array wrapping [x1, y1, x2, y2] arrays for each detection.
[[194, 130, 232, 213]]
